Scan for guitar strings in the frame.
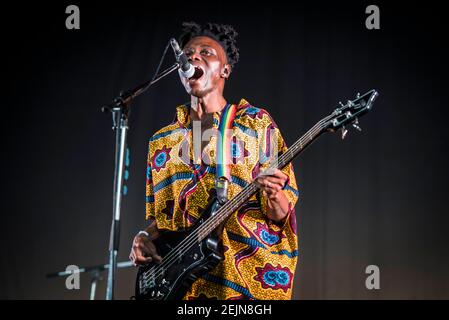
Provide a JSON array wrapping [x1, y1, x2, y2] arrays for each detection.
[[140, 117, 330, 287], [140, 114, 335, 287], [141, 92, 375, 286], [140, 117, 331, 287]]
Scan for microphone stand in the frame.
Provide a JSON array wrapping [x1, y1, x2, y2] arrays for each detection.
[[101, 62, 180, 300], [46, 261, 134, 300]]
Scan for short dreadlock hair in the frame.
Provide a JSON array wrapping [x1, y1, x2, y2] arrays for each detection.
[[178, 22, 240, 68]]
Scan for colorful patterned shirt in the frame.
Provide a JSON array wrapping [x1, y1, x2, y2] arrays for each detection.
[[145, 99, 299, 300]]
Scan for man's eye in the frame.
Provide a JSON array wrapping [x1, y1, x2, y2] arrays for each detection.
[[201, 50, 212, 56]]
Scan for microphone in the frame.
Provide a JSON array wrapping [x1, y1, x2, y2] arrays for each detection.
[[170, 38, 195, 79]]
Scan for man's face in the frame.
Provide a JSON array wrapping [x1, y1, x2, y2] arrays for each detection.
[[180, 36, 229, 98]]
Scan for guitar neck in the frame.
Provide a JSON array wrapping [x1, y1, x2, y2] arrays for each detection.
[[197, 118, 329, 240]]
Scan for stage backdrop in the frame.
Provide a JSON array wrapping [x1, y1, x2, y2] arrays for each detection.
[[1, 1, 448, 299]]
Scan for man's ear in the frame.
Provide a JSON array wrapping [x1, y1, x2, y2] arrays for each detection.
[[221, 64, 231, 79]]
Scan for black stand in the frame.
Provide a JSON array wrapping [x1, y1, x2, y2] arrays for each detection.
[[101, 62, 180, 300], [46, 261, 134, 300]]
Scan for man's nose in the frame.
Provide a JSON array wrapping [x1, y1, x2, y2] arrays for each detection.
[[188, 50, 201, 62]]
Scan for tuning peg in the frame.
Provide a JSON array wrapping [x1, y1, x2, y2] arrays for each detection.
[[341, 126, 348, 140], [356, 92, 360, 98], [352, 118, 362, 132], [339, 101, 345, 107]]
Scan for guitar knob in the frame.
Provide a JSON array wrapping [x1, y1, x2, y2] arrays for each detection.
[[341, 126, 348, 140], [352, 123, 362, 132], [156, 291, 164, 298], [352, 118, 362, 132]]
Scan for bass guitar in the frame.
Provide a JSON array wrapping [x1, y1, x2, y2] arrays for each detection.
[[135, 89, 379, 300]]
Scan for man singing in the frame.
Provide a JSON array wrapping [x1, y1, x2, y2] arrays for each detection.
[[130, 22, 299, 300]]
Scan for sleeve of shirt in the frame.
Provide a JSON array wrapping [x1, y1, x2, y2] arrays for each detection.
[[145, 141, 155, 220], [257, 112, 299, 228]]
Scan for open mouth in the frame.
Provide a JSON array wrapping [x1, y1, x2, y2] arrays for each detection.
[[189, 66, 204, 81]]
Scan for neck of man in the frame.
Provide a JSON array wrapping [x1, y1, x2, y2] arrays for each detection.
[[190, 89, 227, 121]]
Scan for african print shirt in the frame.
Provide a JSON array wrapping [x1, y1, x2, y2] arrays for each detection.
[[145, 99, 299, 300]]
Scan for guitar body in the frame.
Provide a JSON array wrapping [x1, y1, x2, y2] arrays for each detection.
[[134, 197, 224, 300]]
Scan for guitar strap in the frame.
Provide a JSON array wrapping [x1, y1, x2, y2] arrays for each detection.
[[215, 103, 237, 204]]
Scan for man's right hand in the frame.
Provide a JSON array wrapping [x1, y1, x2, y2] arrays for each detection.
[[129, 233, 162, 266]]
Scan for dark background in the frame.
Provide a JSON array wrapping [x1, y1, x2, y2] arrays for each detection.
[[1, 1, 448, 299]]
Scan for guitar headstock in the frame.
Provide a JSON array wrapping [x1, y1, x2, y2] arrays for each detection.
[[325, 89, 378, 139]]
